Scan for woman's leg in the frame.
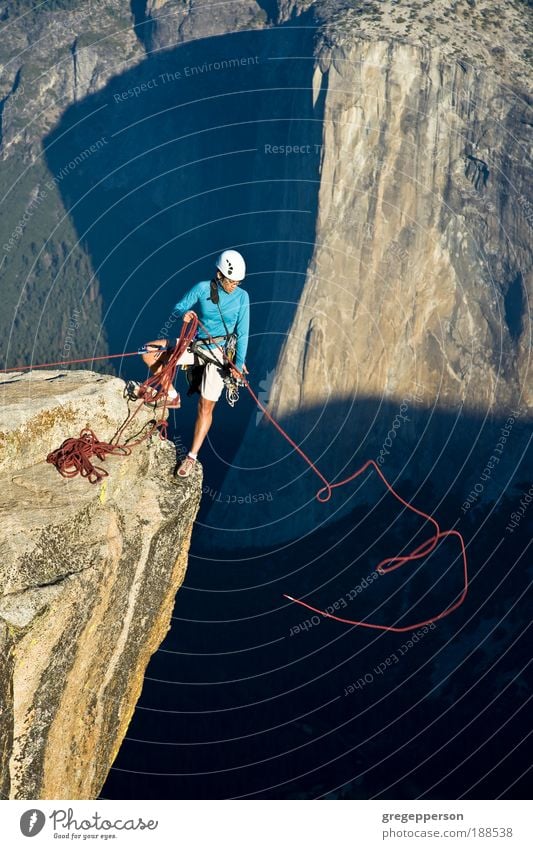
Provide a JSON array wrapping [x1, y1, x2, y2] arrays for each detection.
[[141, 339, 173, 392], [190, 396, 217, 455], [177, 359, 223, 475]]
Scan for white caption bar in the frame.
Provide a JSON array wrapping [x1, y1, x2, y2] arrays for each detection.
[[0, 799, 529, 848]]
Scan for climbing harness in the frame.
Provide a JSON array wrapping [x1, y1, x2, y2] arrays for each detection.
[[1, 314, 469, 632], [183, 337, 241, 405], [189, 335, 227, 366], [185, 280, 243, 406]]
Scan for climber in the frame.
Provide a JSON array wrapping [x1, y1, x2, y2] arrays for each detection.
[[141, 250, 250, 478]]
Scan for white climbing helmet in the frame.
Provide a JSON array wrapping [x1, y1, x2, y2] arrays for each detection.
[[215, 249, 246, 282]]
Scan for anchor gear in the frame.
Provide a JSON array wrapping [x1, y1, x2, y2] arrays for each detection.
[[45, 316, 199, 483], [225, 332, 238, 363], [124, 380, 160, 407], [124, 379, 142, 402], [223, 371, 245, 407], [215, 249, 246, 281]]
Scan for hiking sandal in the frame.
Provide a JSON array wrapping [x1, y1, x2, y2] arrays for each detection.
[[176, 455, 196, 477], [155, 393, 181, 409]]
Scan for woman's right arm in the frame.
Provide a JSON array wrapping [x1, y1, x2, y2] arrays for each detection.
[[173, 282, 202, 319]]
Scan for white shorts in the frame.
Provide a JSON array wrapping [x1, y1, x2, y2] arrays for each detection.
[[176, 346, 225, 402]]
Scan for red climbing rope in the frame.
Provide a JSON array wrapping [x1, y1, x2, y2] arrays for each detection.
[[45, 317, 199, 483], [8, 317, 468, 630], [195, 318, 469, 633], [0, 351, 139, 373], [46, 428, 132, 484]]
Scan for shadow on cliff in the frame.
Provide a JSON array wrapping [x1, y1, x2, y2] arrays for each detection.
[[196, 393, 530, 544], [101, 396, 531, 801], [101, 472, 532, 801], [43, 16, 324, 466]]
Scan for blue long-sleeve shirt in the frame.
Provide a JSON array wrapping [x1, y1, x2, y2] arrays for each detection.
[[173, 280, 250, 370]]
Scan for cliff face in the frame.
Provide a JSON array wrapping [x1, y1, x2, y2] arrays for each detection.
[[205, 2, 532, 545], [273, 37, 530, 416], [143, 0, 271, 51], [0, 369, 202, 799]]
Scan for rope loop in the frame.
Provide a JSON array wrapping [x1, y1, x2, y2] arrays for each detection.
[[46, 428, 131, 484]]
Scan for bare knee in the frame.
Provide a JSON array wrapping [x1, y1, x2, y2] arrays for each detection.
[[142, 339, 168, 367], [198, 397, 216, 419]]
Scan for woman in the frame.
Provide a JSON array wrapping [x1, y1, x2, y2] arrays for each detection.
[[141, 250, 249, 477]]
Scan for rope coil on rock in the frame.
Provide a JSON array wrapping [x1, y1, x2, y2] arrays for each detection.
[[46, 429, 132, 484], [45, 317, 199, 483]]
